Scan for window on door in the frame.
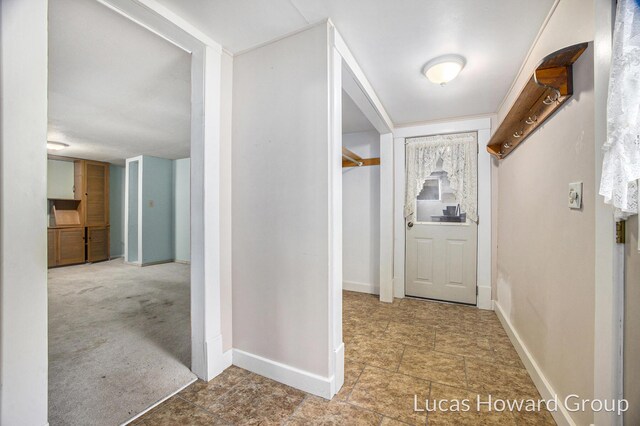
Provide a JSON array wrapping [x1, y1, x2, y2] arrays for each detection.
[[416, 169, 466, 223]]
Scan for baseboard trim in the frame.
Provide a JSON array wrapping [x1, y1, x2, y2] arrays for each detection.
[[222, 348, 233, 366], [205, 335, 233, 380], [494, 302, 576, 426], [343, 280, 379, 295], [121, 376, 197, 425], [140, 259, 175, 267], [331, 342, 345, 396], [232, 349, 333, 399], [477, 285, 493, 310], [125, 259, 191, 267]]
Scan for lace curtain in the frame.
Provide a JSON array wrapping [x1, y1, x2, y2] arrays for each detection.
[[404, 132, 478, 223], [599, 0, 640, 219]]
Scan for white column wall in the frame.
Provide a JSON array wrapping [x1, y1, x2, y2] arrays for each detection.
[[0, 0, 49, 424], [231, 23, 334, 397]]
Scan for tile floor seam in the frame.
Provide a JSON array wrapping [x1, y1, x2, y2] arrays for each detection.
[[281, 393, 310, 425], [179, 373, 250, 413], [425, 381, 433, 426], [341, 399, 392, 423], [391, 369, 466, 392], [343, 363, 367, 402], [463, 357, 470, 390], [396, 344, 408, 373], [173, 394, 230, 424]]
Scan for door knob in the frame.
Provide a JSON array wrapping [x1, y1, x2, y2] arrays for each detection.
[[407, 222, 414, 228]]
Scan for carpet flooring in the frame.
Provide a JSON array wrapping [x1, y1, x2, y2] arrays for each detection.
[[48, 259, 195, 426]]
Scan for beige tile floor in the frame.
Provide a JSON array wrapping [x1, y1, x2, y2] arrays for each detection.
[[132, 291, 556, 425]]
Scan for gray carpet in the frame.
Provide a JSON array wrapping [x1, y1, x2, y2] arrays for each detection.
[[48, 259, 196, 426]]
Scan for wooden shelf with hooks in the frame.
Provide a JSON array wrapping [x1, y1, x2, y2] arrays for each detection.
[[487, 42, 588, 160]]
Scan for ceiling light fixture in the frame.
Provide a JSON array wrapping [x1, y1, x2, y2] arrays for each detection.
[[423, 55, 466, 86], [47, 141, 69, 151]]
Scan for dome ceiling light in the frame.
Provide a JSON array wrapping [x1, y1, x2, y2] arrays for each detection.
[[423, 55, 466, 86], [47, 141, 69, 150]]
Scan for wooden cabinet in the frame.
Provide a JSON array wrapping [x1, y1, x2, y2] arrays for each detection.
[[48, 227, 85, 267], [49, 158, 111, 268], [87, 227, 109, 262], [58, 228, 86, 266], [48, 229, 57, 268], [76, 160, 109, 227]]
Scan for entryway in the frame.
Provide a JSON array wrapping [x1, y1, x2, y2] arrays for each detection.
[[47, 0, 195, 424], [404, 132, 479, 304]]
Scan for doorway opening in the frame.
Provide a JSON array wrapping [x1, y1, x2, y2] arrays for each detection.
[[341, 90, 382, 296], [47, 0, 194, 424]]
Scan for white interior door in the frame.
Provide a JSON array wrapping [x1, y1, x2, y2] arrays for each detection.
[[405, 220, 477, 304]]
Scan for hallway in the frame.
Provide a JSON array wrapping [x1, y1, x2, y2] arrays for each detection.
[[132, 291, 555, 425]]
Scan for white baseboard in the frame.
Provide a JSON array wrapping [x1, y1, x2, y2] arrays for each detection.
[[494, 302, 576, 426], [477, 285, 493, 310], [331, 342, 345, 396], [140, 259, 175, 267], [206, 335, 233, 380], [221, 348, 233, 366], [232, 349, 334, 399], [343, 280, 379, 295]]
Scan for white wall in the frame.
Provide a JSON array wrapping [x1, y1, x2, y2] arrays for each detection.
[[220, 51, 233, 352], [232, 23, 332, 390], [173, 158, 190, 262], [0, 0, 49, 425], [494, 2, 596, 424], [109, 164, 125, 258], [342, 131, 380, 294], [141, 155, 174, 265], [47, 159, 74, 199]]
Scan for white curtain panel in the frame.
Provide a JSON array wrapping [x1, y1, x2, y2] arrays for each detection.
[[600, 0, 640, 219], [404, 132, 478, 223]]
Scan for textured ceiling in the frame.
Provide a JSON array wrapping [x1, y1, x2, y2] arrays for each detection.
[[48, 0, 191, 165], [154, 0, 555, 124], [49, 0, 556, 163]]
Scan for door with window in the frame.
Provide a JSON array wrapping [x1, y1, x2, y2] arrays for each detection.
[[404, 133, 478, 304]]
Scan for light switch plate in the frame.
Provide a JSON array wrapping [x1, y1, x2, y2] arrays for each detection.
[[569, 182, 582, 209]]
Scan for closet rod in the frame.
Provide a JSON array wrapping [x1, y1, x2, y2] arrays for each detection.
[[342, 153, 363, 167]]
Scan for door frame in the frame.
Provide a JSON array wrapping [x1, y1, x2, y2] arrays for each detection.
[[593, 0, 624, 424], [328, 21, 394, 397], [392, 117, 493, 309], [97, 0, 232, 381], [0, 2, 231, 423]]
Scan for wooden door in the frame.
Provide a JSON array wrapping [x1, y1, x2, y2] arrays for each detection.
[[84, 161, 109, 227], [57, 228, 85, 266], [406, 221, 477, 304], [87, 226, 109, 262], [48, 229, 57, 268]]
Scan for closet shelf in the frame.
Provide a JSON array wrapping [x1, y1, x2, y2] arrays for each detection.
[[487, 42, 588, 160], [342, 147, 380, 168]]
